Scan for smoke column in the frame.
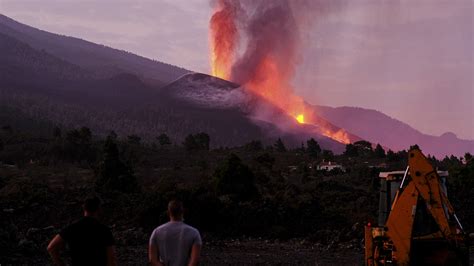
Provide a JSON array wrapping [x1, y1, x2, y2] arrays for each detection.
[[209, 0, 352, 143]]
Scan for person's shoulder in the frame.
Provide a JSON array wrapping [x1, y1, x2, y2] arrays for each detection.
[[65, 217, 86, 229], [152, 222, 171, 233], [60, 218, 86, 238], [183, 223, 200, 234]]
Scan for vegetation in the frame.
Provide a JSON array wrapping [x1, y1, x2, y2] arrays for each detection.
[[0, 126, 472, 262]]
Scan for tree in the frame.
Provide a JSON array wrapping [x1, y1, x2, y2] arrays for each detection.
[[344, 144, 358, 157], [194, 132, 210, 150], [306, 138, 321, 158], [183, 133, 210, 151], [214, 154, 257, 199], [53, 127, 61, 139], [96, 137, 137, 193], [127, 135, 141, 145], [465, 153, 472, 164], [396, 150, 408, 160], [245, 140, 263, 152], [374, 144, 385, 158], [274, 138, 287, 152], [322, 149, 334, 161], [354, 140, 372, 151], [298, 142, 306, 153], [157, 133, 171, 146], [108, 131, 118, 140], [409, 144, 420, 150], [386, 149, 397, 161], [254, 152, 275, 169], [66, 127, 92, 145], [65, 127, 93, 161], [183, 134, 198, 151]]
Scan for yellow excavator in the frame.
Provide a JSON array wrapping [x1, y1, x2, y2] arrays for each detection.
[[365, 147, 470, 265]]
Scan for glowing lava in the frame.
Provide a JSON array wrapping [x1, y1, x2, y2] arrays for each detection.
[[296, 114, 305, 124], [209, 0, 238, 80]]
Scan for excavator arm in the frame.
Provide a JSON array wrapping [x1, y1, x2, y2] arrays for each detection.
[[366, 147, 468, 265], [408, 149, 455, 238]]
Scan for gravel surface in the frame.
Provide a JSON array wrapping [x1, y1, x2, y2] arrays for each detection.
[[116, 239, 364, 265]]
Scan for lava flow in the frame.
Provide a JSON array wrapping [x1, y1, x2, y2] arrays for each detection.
[[296, 114, 305, 124], [209, 0, 353, 144]]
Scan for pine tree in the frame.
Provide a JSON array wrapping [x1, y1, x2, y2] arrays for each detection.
[[374, 144, 385, 158], [214, 154, 256, 199], [306, 138, 321, 157], [274, 138, 287, 152], [96, 137, 137, 193], [157, 133, 171, 146]]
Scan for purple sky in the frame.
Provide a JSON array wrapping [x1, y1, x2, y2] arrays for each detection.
[[1, 0, 473, 139]]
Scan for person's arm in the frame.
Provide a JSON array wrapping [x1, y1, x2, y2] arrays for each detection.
[[106, 246, 117, 266], [148, 243, 164, 266], [187, 244, 201, 266], [47, 234, 66, 266]]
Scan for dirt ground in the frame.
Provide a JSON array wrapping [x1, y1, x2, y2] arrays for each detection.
[[6, 237, 473, 265], [114, 239, 364, 266]]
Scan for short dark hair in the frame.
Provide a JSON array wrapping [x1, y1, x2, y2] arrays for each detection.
[[168, 200, 183, 218], [83, 197, 101, 213]]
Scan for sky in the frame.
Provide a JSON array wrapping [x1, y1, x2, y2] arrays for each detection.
[[1, 0, 473, 139]]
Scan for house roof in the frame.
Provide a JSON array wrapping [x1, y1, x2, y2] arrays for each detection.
[[319, 161, 342, 166], [379, 170, 448, 178]]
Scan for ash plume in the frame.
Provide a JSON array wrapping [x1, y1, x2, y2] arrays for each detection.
[[210, 0, 343, 95], [209, 0, 354, 144]]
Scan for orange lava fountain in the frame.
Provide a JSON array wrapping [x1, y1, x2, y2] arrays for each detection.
[[209, 0, 238, 80]]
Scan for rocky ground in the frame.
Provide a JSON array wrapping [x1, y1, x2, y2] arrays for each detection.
[[3, 222, 473, 265], [3, 223, 365, 265], [115, 237, 364, 265]]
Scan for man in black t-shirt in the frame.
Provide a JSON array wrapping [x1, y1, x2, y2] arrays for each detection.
[[47, 197, 117, 266]]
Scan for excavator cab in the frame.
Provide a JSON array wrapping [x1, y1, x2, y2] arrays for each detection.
[[377, 171, 449, 233], [365, 148, 469, 265]]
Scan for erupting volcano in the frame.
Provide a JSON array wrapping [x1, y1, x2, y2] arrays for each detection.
[[209, 0, 354, 144]]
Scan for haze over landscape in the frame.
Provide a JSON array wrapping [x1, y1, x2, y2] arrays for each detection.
[[1, 0, 472, 140], [1, 1, 474, 265]]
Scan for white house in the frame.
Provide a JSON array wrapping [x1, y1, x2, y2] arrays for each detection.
[[317, 161, 344, 171]]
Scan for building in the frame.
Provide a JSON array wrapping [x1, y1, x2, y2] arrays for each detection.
[[317, 161, 344, 171]]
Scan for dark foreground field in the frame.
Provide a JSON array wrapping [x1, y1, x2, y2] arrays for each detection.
[[120, 240, 363, 265], [1, 129, 473, 265], [7, 235, 364, 265]]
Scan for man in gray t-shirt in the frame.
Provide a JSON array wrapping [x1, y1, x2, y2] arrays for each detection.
[[149, 200, 202, 266]]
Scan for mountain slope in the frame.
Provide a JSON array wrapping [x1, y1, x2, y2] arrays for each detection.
[[315, 105, 474, 157], [0, 14, 189, 85], [0, 14, 470, 156], [0, 32, 92, 90], [0, 27, 290, 147], [161, 73, 346, 151]]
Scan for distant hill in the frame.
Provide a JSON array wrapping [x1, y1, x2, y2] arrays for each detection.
[[0, 14, 307, 148], [0, 14, 471, 156], [0, 14, 189, 86], [315, 106, 474, 158]]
